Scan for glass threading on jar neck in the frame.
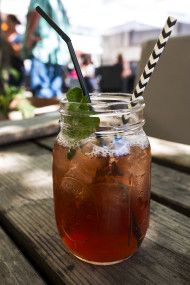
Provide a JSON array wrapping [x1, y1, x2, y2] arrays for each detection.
[[59, 93, 145, 137]]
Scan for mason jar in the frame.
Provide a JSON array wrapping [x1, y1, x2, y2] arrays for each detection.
[[52, 93, 151, 265]]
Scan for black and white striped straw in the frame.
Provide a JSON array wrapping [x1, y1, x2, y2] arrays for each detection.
[[129, 16, 177, 107]]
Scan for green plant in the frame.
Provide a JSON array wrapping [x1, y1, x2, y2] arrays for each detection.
[[0, 68, 35, 118]]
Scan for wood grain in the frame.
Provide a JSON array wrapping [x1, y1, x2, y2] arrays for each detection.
[[34, 135, 57, 151], [151, 162, 190, 216], [149, 136, 190, 173], [0, 112, 59, 146], [0, 227, 46, 285], [0, 141, 190, 284]]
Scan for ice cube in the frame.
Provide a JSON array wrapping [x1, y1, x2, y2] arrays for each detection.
[[64, 147, 106, 185], [110, 136, 130, 156]]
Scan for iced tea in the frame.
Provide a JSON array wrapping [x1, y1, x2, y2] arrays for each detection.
[[53, 134, 151, 264]]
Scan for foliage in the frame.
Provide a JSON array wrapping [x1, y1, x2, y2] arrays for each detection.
[[65, 87, 100, 160], [65, 87, 100, 141], [0, 68, 35, 118]]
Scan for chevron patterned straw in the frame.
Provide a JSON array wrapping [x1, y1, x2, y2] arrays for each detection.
[[129, 16, 177, 106]]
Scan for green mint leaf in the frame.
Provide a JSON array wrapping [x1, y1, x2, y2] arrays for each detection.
[[66, 87, 83, 102], [64, 87, 100, 143], [80, 95, 89, 103], [79, 96, 90, 111]]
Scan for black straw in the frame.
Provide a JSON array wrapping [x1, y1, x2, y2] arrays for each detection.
[[36, 6, 91, 103]]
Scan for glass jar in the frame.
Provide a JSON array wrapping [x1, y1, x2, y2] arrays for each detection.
[[52, 93, 151, 265]]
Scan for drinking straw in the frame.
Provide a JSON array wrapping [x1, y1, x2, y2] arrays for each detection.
[[36, 6, 105, 146], [35, 6, 91, 103], [128, 16, 177, 107]]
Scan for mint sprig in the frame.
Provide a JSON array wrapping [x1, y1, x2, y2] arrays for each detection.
[[65, 87, 100, 159]]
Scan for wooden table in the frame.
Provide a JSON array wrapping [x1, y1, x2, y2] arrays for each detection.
[[0, 113, 190, 285]]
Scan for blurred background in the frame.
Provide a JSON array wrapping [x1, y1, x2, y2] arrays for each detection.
[[1, 0, 190, 63], [0, 0, 190, 144]]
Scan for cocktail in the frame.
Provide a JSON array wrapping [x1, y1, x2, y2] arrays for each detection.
[[52, 91, 151, 264]]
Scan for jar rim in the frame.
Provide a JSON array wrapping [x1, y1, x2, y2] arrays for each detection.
[[59, 93, 145, 136], [60, 93, 144, 115]]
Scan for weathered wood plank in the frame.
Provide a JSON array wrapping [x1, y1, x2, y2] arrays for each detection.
[[34, 135, 57, 150], [0, 142, 190, 284], [0, 112, 59, 146], [0, 227, 46, 285], [148, 201, 190, 261], [151, 162, 190, 216], [149, 136, 190, 173]]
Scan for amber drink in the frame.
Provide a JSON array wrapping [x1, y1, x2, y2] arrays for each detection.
[[53, 93, 151, 265]]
